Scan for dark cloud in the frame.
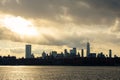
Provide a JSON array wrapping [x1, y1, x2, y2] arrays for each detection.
[[84, 0, 120, 15], [0, 27, 20, 41], [0, 24, 120, 50], [0, 0, 118, 26], [41, 31, 120, 48], [0, 0, 120, 49], [0, 26, 88, 48]]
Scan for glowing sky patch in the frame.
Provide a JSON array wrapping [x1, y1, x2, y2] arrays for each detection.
[[2, 15, 38, 36]]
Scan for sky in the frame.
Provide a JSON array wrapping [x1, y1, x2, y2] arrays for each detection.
[[0, 0, 120, 58]]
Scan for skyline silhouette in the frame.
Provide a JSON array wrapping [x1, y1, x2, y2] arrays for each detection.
[[0, 42, 119, 66], [0, 42, 118, 59]]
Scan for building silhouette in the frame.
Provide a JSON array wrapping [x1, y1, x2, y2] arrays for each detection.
[[89, 53, 96, 58], [42, 51, 46, 59], [64, 49, 69, 57], [86, 42, 90, 57], [97, 52, 105, 58], [81, 49, 84, 57], [70, 48, 76, 56], [25, 44, 31, 58], [51, 51, 57, 58], [73, 48, 76, 56], [31, 53, 34, 58], [109, 49, 112, 58], [0, 42, 119, 66]]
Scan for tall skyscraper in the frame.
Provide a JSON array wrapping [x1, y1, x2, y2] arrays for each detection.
[[64, 49, 68, 57], [81, 49, 84, 57], [109, 49, 112, 58], [86, 42, 90, 57], [42, 51, 46, 59], [64, 49, 68, 54], [25, 44, 31, 58], [73, 48, 76, 56]]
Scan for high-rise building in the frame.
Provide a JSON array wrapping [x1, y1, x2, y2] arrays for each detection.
[[64, 49, 69, 57], [73, 48, 76, 56], [64, 49, 67, 55], [109, 49, 112, 58], [52, 51, 57, 58], [78, 52, 80, 57], [97, 52, 105, 58], [70, 49, 73, 55], [42, 51, 46, 59], [25, 44, 31, 58], [81, 49, 84, 57], [70, 48, 76, 56], [86, 42, 90, 57]]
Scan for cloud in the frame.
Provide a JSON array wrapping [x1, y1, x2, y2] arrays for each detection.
[[0, 27, 19, 41], [0, 0, 120, 51], [10, 48, 24, 54], [0, 0, 20, 5], [110, 19, 120, 33], [0, 0, 116, 25]]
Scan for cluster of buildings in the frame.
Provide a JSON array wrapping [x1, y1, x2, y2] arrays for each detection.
[[0, 42, 118, 65], [25, 42, 117, 59], [86, 42, 113, 58]]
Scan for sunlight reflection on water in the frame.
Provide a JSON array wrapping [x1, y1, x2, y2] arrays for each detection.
[[0, 66, 120, 80]]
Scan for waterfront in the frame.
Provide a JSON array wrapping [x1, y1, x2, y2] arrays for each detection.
[[0, 66, 120, 80]]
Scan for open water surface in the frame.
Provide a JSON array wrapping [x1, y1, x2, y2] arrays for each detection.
[[0, 66, 120, 80]]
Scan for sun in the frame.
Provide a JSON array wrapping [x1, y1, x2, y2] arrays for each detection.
[[2, 15, 38, 36]]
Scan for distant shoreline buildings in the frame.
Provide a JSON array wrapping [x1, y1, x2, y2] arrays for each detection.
[[0, 42, 119, 66], [25, 42, 116, 59]]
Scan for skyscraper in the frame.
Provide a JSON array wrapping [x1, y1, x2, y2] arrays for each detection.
[[86, 42, 90, 57], [25, 44, 31, 58], [73, 48, 76, 56], [81, 49, 84, 57], [109, 49, 112, 58], [70, 48, 76, 56], [42, 51, 46, 59], [64, 49, 69, 57]]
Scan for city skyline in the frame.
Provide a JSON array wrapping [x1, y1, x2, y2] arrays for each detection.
[[25, 42, 116, 59], [0, 0, 120, 57], [0, 42, 118, 66], [0, 41, 116, 58]]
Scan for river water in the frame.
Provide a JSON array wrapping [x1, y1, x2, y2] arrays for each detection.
[[0, 66, 120, 80]]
